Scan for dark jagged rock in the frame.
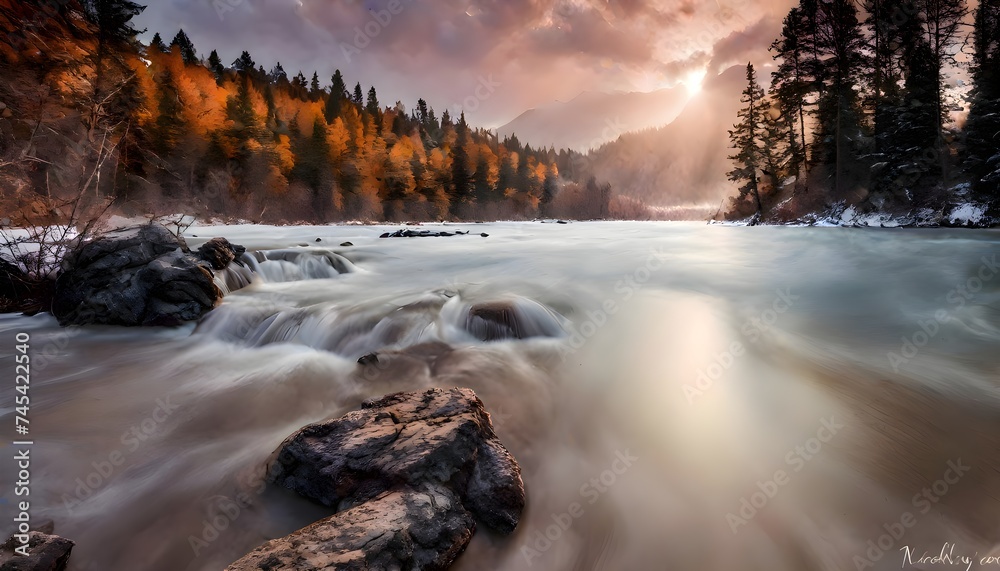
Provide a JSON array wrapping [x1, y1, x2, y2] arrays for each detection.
[[233, 388, 525, 570], [0, 531, 74, 571], [379, 229, 486, 239], [51, 224, 244, 326], [268, 387, 524, 534], [340, 241, 353, 247], [357, 353, 379, 366], [196, 237, 246, 270], [226, 485, 474, 571]]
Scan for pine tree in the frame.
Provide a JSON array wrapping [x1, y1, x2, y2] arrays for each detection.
[[770, 6, 813, 184], [450, 112, 473, 215], [83, 0, 145, 48], [366, 86, 380, 116], [813, 0, 867, 196], [417, 98, 429, 127], [153, 67, 185, 155], [964, 0, 1000, 205], [149, 32, 167, 53], [170, 29, 197, 64], [728, 63, 768, 219], [207, 49, 225, 83], [310, 71, 321, 101], [922, 0, 968, 133], [353, 83, 364, 106], [325, 70, 347, 122]]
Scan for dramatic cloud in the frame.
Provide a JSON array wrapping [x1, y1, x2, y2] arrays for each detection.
[[137, 0, 795, 127]]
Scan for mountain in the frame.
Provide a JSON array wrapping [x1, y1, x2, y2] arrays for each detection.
[[582, 65, 747, 211], [497, 87, 690, 152]]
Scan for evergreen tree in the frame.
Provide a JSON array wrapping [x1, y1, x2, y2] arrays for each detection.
[[450, 112, 473, 215], [149, 32, 167, 53], [541, 171, 558, 215], [310, 71, 321, 101], [325, 70, 348, 122], [770, 6, 813, 183], [83, 0, 145, 48], [207, 49, 225, 83], [170, 29, 197, 64], [473, 152, 493, 203], [964, 0, 1000, 205], [417, 98, 429, 127], [760, 103, 792, 192], [922, 0, 968, 134], [728, 63, 768, 218], [353, 83, 364, 106], [153, 67, 185, 155], [813, 0, 867, 196], [366, 86, 380, 116]]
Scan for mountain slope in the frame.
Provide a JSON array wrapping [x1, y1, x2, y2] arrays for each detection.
[[497, 87, 689, 152], [583, 66, 747, 209]]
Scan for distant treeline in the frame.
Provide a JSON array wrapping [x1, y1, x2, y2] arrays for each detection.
[[0, 0, 621, 223]]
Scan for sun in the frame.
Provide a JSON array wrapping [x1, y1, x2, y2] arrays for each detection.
[[681, 69, 707, 95]]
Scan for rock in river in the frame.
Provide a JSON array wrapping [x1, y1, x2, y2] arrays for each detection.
[[227, 387, 525, 570], [0, 531, 74, 571], [51, 224, 246, 326]]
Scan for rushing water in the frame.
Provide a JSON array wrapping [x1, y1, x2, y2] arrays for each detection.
[[2, 222, 1000, 571]]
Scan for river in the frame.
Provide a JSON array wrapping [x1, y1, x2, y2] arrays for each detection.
[[2, 221, 999, 571]]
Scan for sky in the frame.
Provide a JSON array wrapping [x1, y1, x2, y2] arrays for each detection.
[[137, 0, 795, 128]]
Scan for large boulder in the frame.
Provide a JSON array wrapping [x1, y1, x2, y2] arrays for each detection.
[[227, 485, 474, 571], [51, 224, 232, 326], [229, 388, 525, 570], [268, 387, 525, 534], [0, 531, 74, 571]]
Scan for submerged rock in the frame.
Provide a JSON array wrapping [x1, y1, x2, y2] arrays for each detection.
[[51, 224, 248, 326], [0, 531, 74, 571], [227, 485, 474, 571], [228, 388, 524, 570]]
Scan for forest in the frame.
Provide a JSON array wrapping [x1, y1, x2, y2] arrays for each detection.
[[0, 0, 619, 224], [725, 0, 1000, 224]]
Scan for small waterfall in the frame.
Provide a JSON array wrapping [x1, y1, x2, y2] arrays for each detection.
[[213, 261, 256, 295], [196, 292, 568, 358], [240, 248, 356, 283]]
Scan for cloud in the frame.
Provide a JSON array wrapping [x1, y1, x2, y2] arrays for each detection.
[[707, 17, 783, 74], [136, 0, 793, 126]]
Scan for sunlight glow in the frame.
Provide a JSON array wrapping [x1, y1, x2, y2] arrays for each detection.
[[681, 69, 707, 95]]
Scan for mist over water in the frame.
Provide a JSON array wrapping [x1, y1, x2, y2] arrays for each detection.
[[2, 222, 1000, 571]]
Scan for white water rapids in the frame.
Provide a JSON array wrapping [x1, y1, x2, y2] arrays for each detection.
[[2, 221, 1000, 571]]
